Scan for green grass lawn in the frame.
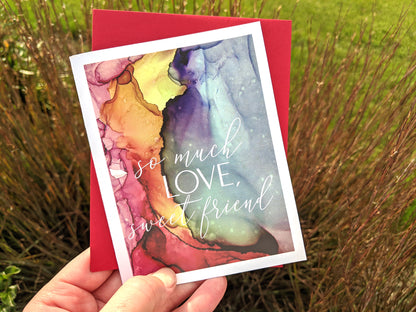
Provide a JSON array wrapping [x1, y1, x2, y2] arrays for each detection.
[[6, 0, 416, 53]]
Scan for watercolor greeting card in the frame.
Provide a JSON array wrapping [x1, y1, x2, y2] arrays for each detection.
[[90, 11, 293, 273], [70, 21, 306, 284]]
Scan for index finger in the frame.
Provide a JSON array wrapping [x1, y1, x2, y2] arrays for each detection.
[[50, 248, 114, 293]]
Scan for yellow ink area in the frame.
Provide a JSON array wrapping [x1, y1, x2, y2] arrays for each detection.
[[133, 50, 186, 111], [100, 50, 188, 227]]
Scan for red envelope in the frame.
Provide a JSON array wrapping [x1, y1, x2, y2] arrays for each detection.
[[90, 10, 292, 271]]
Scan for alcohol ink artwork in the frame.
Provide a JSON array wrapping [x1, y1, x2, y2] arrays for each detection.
[[70, 22, 306, 284]]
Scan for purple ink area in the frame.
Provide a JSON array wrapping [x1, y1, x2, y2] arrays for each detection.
[[163, 87, 213, 148], [161, 35, 294, 253]]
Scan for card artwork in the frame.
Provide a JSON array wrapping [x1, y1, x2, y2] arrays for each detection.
[[70, 22, 306, 284]]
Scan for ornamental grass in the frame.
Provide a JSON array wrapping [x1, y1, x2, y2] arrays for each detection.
[[0, 0, 415, 310]]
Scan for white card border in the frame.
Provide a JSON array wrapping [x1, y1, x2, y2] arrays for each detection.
[[70, 22, 306, 284]]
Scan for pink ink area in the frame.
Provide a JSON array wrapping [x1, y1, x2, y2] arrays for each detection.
[[132, 225, 269, 275], [84, 56, 143, 116]]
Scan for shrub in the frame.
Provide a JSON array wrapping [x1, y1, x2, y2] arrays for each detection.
[[0, 265, 21, 312]]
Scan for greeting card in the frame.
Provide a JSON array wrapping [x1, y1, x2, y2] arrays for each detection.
[[71, 21, 306, 283], [90, 11, 292, 272]]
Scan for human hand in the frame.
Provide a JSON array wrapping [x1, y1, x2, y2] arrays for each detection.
[[24, 248, 227, 312]]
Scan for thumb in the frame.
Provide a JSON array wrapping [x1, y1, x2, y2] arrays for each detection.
[[101, 268, 177, 312]]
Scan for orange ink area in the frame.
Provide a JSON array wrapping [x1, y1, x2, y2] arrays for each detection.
[[101, 64, 186, 226], [100, 52, 269, 275]]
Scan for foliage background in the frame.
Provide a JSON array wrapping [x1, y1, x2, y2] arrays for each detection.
[[0, 0, 415, 311]]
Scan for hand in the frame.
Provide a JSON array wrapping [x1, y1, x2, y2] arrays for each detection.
[[24, 248, 227, 312]]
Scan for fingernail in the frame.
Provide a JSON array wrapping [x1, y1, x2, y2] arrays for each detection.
[[151, 267, 176, 288]]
